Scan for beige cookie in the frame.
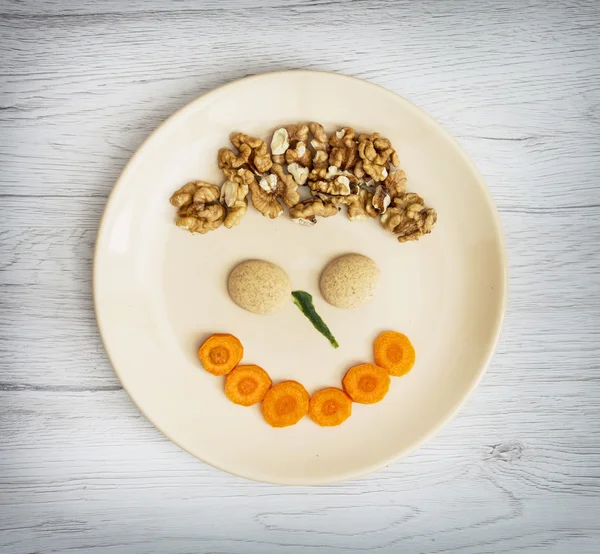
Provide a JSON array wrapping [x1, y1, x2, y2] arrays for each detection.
[[320, 254, 380, 309], [228, 260, 291, 315]]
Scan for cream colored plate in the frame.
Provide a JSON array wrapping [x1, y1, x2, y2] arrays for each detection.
[[94, 71, 507, 485]]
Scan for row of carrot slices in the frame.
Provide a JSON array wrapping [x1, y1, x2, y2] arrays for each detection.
[[198, 331, 416, 427]]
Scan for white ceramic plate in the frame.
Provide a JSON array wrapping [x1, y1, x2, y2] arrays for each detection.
[[94, 70, 506, 485]]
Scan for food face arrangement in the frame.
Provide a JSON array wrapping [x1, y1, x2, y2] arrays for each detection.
[[196, 255, 416, 428], [170, 124, 430, 428], [169, 123, 437, 242]]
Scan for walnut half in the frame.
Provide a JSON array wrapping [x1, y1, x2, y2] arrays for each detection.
[[309, 175, 355, 197], [329, 127, 358, 170], [384, 169, 407, 199], [309, 122, 331, 169], [380, 192, 437, 242], [290, 198, 339, 226], [346, 188, 378, 221], [227, 132, 273, 174], [271, 128, 290, 155], [249, 163, 300, 219], [357, 132, 399, 182], [170, 181, 226, 234]]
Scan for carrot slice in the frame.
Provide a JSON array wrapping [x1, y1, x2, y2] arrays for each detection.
[[261, 381, 309, 427], [342, 363, 390, 404], [374, 331, 416, 376], [309, 388, 352, 426], [225, 365, 272, 406], [198, 333, 243, 376]]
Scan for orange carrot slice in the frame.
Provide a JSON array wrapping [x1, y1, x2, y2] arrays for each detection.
[[342, 363, 390, 404], [374, 331, 416, 376], [225, 364, 272, 406], [198, 333, 243, 376], [309, 387, 352, 426], [261, 381, 309, 427]]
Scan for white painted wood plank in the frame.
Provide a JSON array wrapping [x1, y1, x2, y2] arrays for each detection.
[[1, 0, 326, 14], [1, 0, 600, 553]]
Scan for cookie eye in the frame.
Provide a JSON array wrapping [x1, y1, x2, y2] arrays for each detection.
[[228, 259, 291, 315], [320, 254, 380, 309]]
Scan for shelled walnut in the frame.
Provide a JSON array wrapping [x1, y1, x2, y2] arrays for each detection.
[[270, 127, 290, 164], [372, 184, 391, 215], [384, 169, 407, 198], [221, 180, 249, 229], [329, 127, 358, 171], [170, 182, 199, 208], [308, 166, 358, 186], [380, 193, 437, 242], [285, 141, 312, 167], [271, 128, 290, 155], [218, 148, 249, 178], [290, 198, 339, 226], [357, 133, 399, 182], [170, 181, 226, 234], [288, 162, 309, 185], [224, 167, 256, 187], [309, 175, 354, 197], [230, 133, 272, 174], [249, 163, 300, 219], [309, 122, 330, 169], [286, 124, 309, 144], [346, 188, 378, 221]]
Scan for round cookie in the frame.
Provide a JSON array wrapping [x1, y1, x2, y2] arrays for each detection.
[[228, 260, 291, 314], [320, 254, 380, 309]]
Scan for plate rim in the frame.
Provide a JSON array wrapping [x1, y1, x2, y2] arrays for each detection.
[[93, 69, 508, 485]]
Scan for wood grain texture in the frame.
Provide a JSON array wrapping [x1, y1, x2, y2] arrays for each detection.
[[1, 0, 599, 552]]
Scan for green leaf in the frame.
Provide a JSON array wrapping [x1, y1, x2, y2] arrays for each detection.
[[292, 290, 339, 349]]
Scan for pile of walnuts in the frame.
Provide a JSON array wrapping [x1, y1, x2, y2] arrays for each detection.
[[169, 125, 437, 243]]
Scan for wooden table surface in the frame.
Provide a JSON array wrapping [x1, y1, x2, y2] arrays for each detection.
[[1, 1, 600, 552]]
